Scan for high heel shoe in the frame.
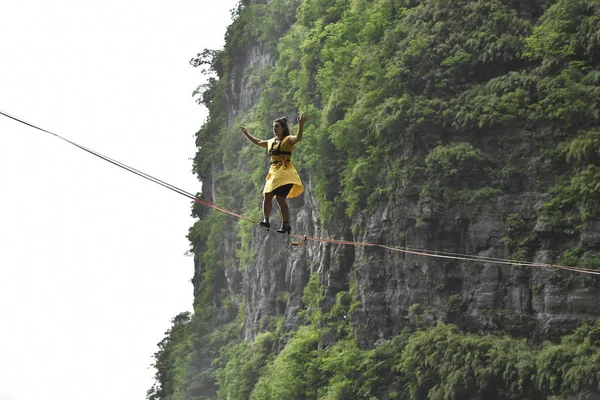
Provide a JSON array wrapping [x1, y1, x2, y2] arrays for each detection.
[[276, 223, 291, 234], [259, 220, 270, 229]]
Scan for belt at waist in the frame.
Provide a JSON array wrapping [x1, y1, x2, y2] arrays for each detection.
[[270, 159, 290, 165]]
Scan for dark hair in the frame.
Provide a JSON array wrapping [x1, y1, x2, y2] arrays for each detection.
[[274, 117, 290, 137]]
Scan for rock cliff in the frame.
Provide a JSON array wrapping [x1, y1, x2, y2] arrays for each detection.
[[191, 0, 600, 347]]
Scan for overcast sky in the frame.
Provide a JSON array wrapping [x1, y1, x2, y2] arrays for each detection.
[[0, 1, 238, 399]]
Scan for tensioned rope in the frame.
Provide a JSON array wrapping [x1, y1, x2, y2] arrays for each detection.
[[0, 109, 253, 223], [2, 109, 599, 276]]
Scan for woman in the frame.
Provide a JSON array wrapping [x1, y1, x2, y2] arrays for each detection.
[[240, 113, 307, 233]]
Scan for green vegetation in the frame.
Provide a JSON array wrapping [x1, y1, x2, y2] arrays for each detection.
[[150, 309, 600, 399], [149, 0, 600, 398], [501, 213, 537, 260]]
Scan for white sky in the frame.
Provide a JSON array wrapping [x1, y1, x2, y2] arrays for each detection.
[[0, 1, 238, 399]]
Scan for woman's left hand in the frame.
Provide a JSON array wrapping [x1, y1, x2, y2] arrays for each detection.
[[297, 113, 307, 125]]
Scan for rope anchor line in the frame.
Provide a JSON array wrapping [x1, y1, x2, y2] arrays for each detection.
[[2, 109, 599, 277], [281, 235, 307, 259]]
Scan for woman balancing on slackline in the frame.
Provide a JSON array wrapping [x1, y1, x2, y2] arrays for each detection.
[[240, 113, 307, 234]]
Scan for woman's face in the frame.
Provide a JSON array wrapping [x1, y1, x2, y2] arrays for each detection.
[[272, 122, 283, 139]]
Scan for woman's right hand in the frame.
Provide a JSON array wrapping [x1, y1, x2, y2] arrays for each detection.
[[240, 127, 248, 135]]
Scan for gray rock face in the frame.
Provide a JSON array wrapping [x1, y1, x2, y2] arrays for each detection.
[[350, 195, 600, 343], [582, 222, 600, 249], [204, 181, 600, 344], [226, 43, 274, 126]]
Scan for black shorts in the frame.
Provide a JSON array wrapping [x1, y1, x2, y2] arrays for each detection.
[[270, 184, 293, 198]]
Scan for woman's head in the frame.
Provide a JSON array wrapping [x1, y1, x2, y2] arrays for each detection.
[[273, 117, 289, 139]]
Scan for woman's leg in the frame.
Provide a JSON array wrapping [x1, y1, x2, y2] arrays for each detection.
[[275, 195, 289, 224], [263, 192, 275, 221]]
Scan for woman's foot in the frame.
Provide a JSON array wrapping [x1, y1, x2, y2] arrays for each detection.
[[276, 222, 291, 234], [259, 219, 270, 229]]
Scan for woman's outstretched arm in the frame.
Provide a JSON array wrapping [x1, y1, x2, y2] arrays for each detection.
[[240, 127, 268, 148], [288, 113, 307, 145]]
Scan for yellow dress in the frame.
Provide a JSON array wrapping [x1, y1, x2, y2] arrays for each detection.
[[263, 136, 303, 198]]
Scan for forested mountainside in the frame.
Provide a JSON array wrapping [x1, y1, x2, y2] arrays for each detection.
[[147, 1, 600, 399]]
